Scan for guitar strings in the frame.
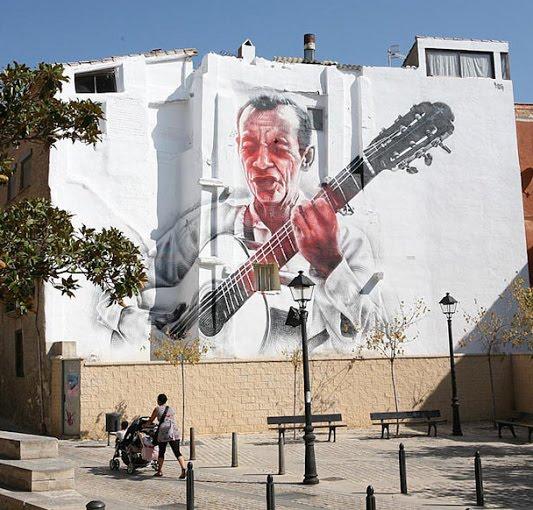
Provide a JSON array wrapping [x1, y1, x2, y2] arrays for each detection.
[[171, 111, 442, 336]]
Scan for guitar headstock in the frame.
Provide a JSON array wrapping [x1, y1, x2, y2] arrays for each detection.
[[365, 102, 455, 175]]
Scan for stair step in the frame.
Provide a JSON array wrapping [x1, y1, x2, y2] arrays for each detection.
[[0, 458, 75, 492], [0, 432, 58, 460], [0, 486, 86, 510]]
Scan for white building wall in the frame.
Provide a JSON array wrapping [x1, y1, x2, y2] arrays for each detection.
[[42, 43, 527, 361]]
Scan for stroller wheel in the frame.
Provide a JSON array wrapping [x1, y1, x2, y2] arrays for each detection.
[[109, 459, 120, 471], [127, 463, 135, 475]]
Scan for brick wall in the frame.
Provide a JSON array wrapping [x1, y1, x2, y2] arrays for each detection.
[[77, 354, 515, 439], [0, 142, 51, 433], [511, 354, 533, 413], [516, 104, 533, 281]]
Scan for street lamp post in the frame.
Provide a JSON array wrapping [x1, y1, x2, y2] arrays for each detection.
[[286, 271, 319, 485], [439, 292, 463, 436]]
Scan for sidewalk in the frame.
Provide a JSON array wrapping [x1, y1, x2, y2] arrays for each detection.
[[60, 423, 532, 509]]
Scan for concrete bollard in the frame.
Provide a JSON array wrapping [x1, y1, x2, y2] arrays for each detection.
[[278, 435, 285, 475], [189, 427, 196, 461], [366, 485, 376, 510], [231, 432, 238, 467], [86, 502, 105, 509], [475, 451, 484, 507], [399, 443, 408, 494], [186, 461, 194, 510], [266, 474, 276, 509]]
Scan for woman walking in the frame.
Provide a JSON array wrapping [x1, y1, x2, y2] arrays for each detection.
[[148, 393, 187, 478]]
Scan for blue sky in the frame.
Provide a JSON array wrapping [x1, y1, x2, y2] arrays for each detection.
[[1, 0, 532, 101]]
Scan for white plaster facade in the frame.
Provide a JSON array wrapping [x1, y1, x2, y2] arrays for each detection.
[[43, 38, 527, 361]]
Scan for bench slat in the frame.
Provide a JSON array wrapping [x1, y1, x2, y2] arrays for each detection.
[[370, 410, 441, 421], [267, 414, 342, 425]]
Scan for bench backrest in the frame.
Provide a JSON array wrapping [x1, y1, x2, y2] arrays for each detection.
[[370, 410, 441, 421], [511, 411, 533, 422], [267, 413, 342, 425]]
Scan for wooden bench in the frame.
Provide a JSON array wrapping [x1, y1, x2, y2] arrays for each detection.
[[267, 414, 347, 442], [496, 412, 533, 442], [370, 410, 446, 439]]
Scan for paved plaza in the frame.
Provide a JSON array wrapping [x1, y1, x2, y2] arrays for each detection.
[[60, 422, 532, 509]]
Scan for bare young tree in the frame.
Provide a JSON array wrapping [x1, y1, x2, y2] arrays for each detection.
[[153, 338, 209, 445], [282, 347, 302, 439], [365, 298, 429, 436]]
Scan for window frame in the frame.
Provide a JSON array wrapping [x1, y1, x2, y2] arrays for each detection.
[[20, 151, 32, 190], [7, 163, 17, 201], [425, 48, 495, 79], [307, 108, 324, 131], [500, 52, 511, 80], [15, 329, 24, 378], [74, 67, 118, 94]]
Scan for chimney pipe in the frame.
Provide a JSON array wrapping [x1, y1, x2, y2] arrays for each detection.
[[304, 33, 315, 62]]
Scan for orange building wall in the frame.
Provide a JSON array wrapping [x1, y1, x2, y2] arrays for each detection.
[[516, 104, 533, 281]]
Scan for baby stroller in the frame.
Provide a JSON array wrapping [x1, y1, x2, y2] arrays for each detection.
[[109, 416, 159, 474]]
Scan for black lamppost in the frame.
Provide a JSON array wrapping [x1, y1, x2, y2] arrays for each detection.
[[439, 292, 463, 436], [286, 271, 319, 485]]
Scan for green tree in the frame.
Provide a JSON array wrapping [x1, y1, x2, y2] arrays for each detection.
[[365, 298, 428, 436], [0, 62, 102, 181], [509, 278, 533, 351], [0, 62, 145, 434]]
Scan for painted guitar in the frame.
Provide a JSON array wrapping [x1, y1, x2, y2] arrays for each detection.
[[165, 102, 455, 355]]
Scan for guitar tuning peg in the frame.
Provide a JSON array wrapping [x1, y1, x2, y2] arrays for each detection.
[[424, 153, 433, 166], [406, 166, 418, 174], [399, 125, 407, 132], [414, 113, 422, 120], [409, 140, 417, 146], [439, 142, 452, 154]]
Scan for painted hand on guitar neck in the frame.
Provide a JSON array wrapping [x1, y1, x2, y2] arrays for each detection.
[[291, 197, 343, 278]]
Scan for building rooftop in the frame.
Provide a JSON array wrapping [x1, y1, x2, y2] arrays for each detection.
[[63, 48, 198, 67]]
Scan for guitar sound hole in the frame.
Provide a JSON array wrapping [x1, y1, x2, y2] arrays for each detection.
[[198, 290, 228, 337]]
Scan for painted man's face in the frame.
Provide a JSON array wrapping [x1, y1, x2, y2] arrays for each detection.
[[238, 105, 306, 206]]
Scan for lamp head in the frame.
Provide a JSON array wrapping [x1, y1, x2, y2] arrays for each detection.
[[439, 292, 458, 318], [287, 271, 315, 308]]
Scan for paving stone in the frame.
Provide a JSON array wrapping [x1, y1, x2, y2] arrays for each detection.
[[0, 487, 86, 510], [57, 422, 533, 509]]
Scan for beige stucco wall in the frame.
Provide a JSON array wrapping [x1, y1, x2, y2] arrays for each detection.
[[78, 354, 515, 439], [512, 354, 533, 413]]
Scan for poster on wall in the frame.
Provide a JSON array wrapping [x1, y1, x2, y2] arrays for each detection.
[[96, 82, 454, 360]]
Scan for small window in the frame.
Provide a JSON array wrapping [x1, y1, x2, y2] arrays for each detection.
[[501, 53, 511, 80], [426, 49, 494, 79], [20, 152, 32, 190], [75, 68, 117, 93], [7, 163, 17, 201], [15, 329, 24, 377], [254, 263, 280, 293], [307, 108, 324, 131]]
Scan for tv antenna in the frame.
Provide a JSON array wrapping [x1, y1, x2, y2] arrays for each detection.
[[387, 44, 405, 66]]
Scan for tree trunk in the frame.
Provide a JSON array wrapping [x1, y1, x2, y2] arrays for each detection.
[[390, 359, 400, 436], [34, 283, 48, 435], [181, 357, 186, 442], [487, 351, 497, 429]]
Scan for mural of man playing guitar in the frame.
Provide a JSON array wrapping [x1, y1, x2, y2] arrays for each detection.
[[98, 94, 386, 357]]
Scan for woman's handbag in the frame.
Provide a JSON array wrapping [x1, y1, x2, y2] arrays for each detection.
[[153, 406, 170, 446]]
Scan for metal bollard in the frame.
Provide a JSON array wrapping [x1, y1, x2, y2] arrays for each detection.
[[266, 474, 276, 510], [186, 461, 194, 510], [231, 432, 238, 467], [189, 427, 196, 461], [399, 443, 408, 494], [278, 435, 285, 475], [86, 502, 105, 510], [366, 485, 376, 510], [475, 451, 484, 507]]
